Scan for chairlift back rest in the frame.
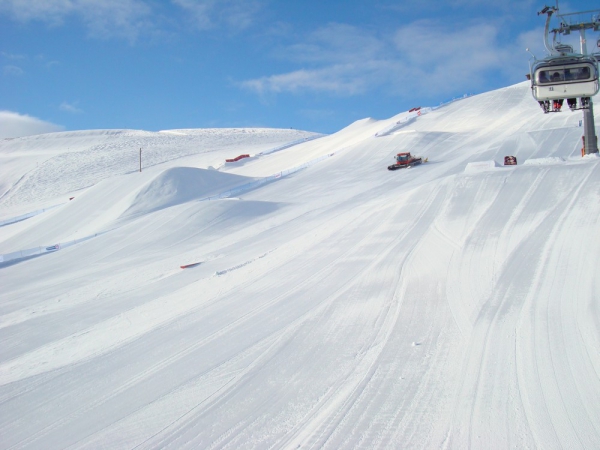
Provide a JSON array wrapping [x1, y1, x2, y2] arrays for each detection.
[[534, 62, 597, 85]]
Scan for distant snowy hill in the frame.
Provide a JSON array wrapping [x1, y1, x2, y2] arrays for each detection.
[[1, 82, 599, 449], [0, 128, 318, 214]]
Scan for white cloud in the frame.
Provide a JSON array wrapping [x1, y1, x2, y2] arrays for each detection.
[[241, 64, 376, 95], [59, 101, 83, 114], [0, 111, 64, 139], [0, 0, 153, 41], [240, 23, 389, 96], [241, 20, 539, 98]]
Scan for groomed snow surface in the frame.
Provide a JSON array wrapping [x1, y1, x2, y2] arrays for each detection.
[[1, 82, 600, 449]]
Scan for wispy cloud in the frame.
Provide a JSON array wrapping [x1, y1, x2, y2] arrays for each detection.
[[0, 0, 264, 40], [390, 20, 507, 93], [171, 0, 263, 31], [444, 0, 536, 7], [3, 65, 24, 76], [240, 23, 388, 96], [380, 0, 537, 15], [1, 51, 26, 60], [241, 20, 541, 99], [241, 65, 375, 96], [35, 54, 60, 69], [0, 0, 153, 41], [276, 23, 384, 65], [0, 111, 64, 139], [59, 101, 83, 114]]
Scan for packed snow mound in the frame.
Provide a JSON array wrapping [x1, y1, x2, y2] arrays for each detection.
[[523, 156, 565, 165], [464, 160, 502, 173], [123, 167, 256, 218]]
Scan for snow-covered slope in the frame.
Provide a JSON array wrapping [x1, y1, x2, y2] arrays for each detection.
[[1, 82, 599, 449]]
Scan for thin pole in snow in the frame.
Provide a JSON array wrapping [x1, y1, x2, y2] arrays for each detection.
[[139, 148, 142, 172]]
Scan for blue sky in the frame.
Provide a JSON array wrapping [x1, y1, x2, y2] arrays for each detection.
[[1, 0, 599, 137]]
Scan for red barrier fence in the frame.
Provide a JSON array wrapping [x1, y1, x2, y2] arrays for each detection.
[[225, 154, 250, 163]]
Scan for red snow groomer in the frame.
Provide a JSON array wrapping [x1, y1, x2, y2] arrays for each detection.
[[387, 152, 425, 171]]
